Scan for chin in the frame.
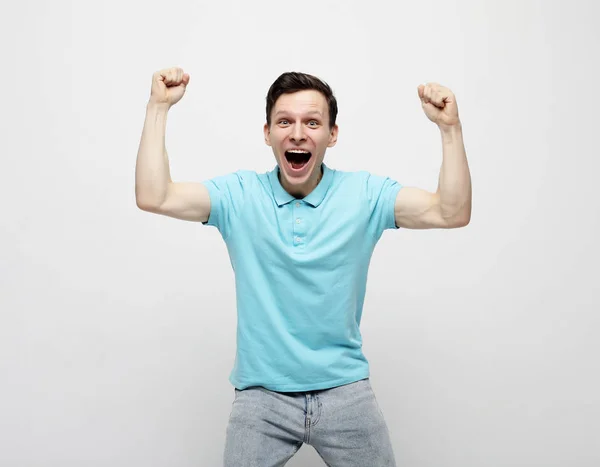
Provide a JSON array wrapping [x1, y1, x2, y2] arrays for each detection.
[[281, 161, 317, 185], [280, 147, 324, 178]]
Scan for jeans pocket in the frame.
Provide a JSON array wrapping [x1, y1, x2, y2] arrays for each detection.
[[364, 380, 386, 419]]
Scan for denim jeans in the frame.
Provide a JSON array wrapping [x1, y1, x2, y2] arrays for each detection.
[[223, 377, 397, 466]]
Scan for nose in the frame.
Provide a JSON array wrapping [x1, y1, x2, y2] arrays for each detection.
[[290, 122, 306, 143]]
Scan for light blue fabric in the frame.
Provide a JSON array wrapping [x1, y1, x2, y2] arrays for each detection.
[[224, 378, 397, 466], [202, 163, 402, 392]]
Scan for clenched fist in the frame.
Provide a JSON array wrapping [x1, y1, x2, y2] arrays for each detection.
[[149, 67, 190, 109], [418, 83, 460, 129]]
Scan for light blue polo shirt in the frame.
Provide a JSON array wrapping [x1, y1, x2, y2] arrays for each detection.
[[201, 163, 402, 392]]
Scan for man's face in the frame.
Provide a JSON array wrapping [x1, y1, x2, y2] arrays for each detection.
[[264, 90, 338, 197]]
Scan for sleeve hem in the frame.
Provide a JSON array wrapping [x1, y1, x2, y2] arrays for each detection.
[[388, 184, 403, 230], [200, 180, 220, 228]]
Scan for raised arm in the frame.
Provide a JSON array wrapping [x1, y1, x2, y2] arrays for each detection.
[[394, 83, 471, 229], [135, 67, 211, 223]]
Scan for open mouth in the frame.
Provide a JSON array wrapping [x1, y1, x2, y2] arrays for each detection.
[[285, 150, 312, 170]]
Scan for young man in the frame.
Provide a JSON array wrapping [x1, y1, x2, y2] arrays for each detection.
[[136, 68, 471, 466]]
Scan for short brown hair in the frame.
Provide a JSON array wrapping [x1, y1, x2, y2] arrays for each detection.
[[265, 72, 338, 129]]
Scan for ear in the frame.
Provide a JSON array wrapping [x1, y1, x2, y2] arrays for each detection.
[[263, 123, 272, 146], [327, 124, 339, 148]]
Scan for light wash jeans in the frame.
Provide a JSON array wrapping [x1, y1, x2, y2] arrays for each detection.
[[223, 377, 396, 466]]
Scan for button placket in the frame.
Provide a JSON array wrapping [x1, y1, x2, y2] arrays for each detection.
[[292, 200, 306, 247]]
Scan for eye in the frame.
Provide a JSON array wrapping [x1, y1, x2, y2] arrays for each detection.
[[308, 120, 319, 127], [278, 119, 289, 125]]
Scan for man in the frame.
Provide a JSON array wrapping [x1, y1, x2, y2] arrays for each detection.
[[135, 67, 471, 466]]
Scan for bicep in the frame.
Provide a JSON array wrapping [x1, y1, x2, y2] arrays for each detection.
[[142, 182, 211, 222], [394, 187, 450, 229]]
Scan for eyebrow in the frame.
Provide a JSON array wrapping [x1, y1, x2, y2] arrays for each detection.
[[274, 110, 323, 117]]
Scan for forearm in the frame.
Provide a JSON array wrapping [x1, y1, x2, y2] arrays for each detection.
[[436, 124, 472, 224], [135, 102, 173, 207]]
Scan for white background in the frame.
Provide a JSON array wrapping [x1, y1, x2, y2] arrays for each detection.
[[1, 0, 599, 465]]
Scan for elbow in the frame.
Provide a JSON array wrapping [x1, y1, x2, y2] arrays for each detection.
[[135, 185, 167, 212], [443, 205, 471, 228], [135, 192, 161, 212], [454, 216, 470, 228], [136, 198, 155, 212], [439, 196, 471, 229], [450, 209, 471, 228]]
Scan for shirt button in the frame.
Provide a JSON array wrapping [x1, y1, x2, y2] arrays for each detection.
[[295, 202, 300, 207], [296, 218, 301, 224], [295, 237, 301, 242]]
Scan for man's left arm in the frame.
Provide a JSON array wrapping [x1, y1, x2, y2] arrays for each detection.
[[394, 83, 472, 229]]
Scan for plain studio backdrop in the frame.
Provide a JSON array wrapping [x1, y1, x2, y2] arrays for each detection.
[[1, 0, 598, 466]]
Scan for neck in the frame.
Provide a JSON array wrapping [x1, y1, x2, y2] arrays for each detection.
[[280, 164, 323, 198]]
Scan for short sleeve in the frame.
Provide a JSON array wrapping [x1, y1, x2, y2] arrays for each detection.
[[201, 171, 249, 240], [366, 173, 403, 240]]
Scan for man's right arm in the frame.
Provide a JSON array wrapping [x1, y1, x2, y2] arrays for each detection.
[[135, 101, 211, 223]]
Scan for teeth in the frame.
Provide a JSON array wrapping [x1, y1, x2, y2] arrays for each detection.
[[288, 150, 309, 153]]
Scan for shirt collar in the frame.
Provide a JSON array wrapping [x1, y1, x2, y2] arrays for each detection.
[[268, 163, 334, 207]]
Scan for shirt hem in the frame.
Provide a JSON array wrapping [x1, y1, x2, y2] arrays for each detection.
[[230, 372, 371, 392]]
